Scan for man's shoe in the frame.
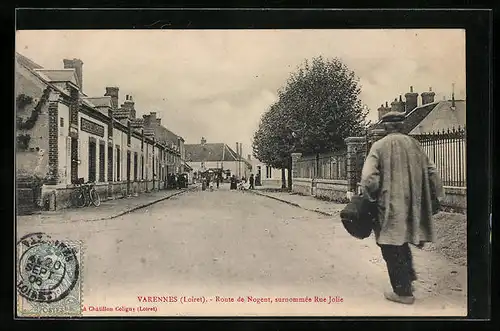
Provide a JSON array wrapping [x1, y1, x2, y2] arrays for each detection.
[[384, 291, 415, 305]]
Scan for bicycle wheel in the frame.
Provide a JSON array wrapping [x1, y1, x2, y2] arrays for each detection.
[[90, 189, 101, 207], [71, 190, 86, 208]]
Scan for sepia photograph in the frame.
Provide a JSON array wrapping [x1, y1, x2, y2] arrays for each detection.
[[15, 27, 468, 317]]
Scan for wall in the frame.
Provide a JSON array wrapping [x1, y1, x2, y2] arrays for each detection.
[[57, 103, 70, 184], [442, 186, 466, 211], [112, 125, 128, 181], [261, 179, 282, 188], [16, 65, 51, 178], [292, 178, 313, 196], [130, 134, 142, 181], [78, 112, 108, 183], [314, 179, 348, 201]]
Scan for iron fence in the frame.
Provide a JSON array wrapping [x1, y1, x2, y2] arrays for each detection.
[[295, 152, 348, 180], [413, 126, 466, 187]]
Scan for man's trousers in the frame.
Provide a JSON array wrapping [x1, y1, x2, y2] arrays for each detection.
[[379, 243, 417, 296]]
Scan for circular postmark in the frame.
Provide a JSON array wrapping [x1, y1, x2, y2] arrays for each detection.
[[16, 232, 79, 303]]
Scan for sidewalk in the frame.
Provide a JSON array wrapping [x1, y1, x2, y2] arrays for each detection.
[[251, 187, 347, 216], [251, 187, 467, 267], [16, 185, 198, 226]]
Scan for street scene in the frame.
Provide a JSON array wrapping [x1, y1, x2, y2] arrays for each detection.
[[15, 29, 467, 317]]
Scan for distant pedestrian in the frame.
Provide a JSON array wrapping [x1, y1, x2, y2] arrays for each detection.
[[249, 173, 255, 189], [230, 175, 237, 190], [360, 111, 444, 305], [216, 175, 220, 189]]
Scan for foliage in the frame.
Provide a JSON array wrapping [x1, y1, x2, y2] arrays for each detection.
[[16, 88, 50, 131], [276, 56, 368, 154], [252, 102, 293, 169], [253, 56, 369, 168], [16, 134, 31, 151]]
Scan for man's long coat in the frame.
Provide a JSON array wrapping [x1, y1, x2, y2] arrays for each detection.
[[360, 132, 444, 245]]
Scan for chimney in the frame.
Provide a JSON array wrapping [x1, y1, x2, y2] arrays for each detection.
[[421, 87, 436, 105], [201, 137, 206, 145], [123, 95, 136, 119], [377, 103, 389, 120], [104, 87, 119, 109], [404, 86, 418, 114], [390, 96, 404, 113], [63, 58, 84, 90], [149, 111, 157, 124]]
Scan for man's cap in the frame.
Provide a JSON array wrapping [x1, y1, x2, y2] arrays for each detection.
[[380, 111, 406, 123], [370, 128, 386, 135]]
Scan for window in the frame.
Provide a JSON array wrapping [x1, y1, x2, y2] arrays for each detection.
[[266, 166, 272, 179], [116, 146, 121, 181], [127, 151, 131, 181], [134, 152, 138, 181], [141, 155, 144, 179], [108, 146, 113, 182], [60, 117, 64, 127], [99, 141, 105, 182], [88, 138, 97, 182]]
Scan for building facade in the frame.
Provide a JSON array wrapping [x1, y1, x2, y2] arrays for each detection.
[[184, 138, 252, 180], [16, 52, 187, 212]]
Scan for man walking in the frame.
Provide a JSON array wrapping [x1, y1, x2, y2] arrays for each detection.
[[216, 173, 220, 189], [360, 111, 444, 305]]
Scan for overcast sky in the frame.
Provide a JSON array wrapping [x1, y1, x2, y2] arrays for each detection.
[[16, 29, 465, 158]]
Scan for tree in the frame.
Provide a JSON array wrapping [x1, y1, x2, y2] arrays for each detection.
[[252, 103, 293, 188], [277, 56, 368, 155], [253, 56, 368, 188]]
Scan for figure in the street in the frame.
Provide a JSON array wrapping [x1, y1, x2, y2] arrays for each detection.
[[249, 173, 255, 189], [230, 175, 237, 190], [216, 174, 220, 189], [206, 175, 211, 191], [360, 111, 444, 305], [255, 172, 261, 186]]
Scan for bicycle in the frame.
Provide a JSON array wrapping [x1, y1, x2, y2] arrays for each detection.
[[71, 178, 101, 207]]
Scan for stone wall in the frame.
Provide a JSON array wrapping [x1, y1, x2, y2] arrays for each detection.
[[315, 179, 348, 201], [442, 186, 467, 212], [292, 178, 313, 196]]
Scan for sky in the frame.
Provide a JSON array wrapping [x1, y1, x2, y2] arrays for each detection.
[[16, 29, 465, 158]]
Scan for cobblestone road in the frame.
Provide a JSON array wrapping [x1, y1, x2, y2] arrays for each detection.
[[16, 185, 467, 316]]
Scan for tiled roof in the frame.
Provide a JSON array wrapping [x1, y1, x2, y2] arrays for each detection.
[[409, 100, 465, 134], [184, 143, 251, 167], [113, 108, 130, 119], [153, 125, 181, 147], [369, 102, 438, 134], [130, 118, 144, 128]]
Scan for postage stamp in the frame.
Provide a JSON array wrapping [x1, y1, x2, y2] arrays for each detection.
[[16, 232, 83, 317]]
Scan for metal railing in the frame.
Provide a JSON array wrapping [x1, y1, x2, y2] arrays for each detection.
[[295, 152, 348, 180], [413, 126, 466, 187]]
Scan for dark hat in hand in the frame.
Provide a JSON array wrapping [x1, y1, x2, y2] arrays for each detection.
[[381, 111, 406, 123]]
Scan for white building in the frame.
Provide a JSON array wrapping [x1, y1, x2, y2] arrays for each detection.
[[185, 138, 252, 180]]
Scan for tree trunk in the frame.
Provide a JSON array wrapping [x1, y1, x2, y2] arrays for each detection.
[[281, 168, 286, 189], [287, 155, 293, 191]]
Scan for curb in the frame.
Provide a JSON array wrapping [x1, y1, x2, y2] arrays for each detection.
[[250, 190, 335, 217], [77, 187, 196, 223], [101, 188, 194, 221]]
